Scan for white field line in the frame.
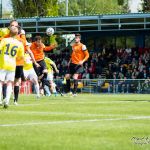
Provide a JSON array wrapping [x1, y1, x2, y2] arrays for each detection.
[[10, 100, 135, 107], [2, 110, 128, 117], [0, 116, 150, 127]]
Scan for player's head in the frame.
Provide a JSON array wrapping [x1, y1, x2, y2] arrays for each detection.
[[75, 33, 81, 43], [9, 20, 21, 34], [9, 26, 19, 36], [34, 36, 42, 46]]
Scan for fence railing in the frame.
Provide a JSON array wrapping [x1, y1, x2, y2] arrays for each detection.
[[54, 79, 150, 94]]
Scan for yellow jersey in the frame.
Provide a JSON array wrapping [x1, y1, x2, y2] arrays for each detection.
[[44, 57, 54, 73], [0, 37, 24, 71], [23, 53, 33, 70]]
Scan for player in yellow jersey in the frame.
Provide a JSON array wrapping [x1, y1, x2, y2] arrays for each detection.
[[23, 52, 40, 98], [43, 56, 63, 96], [0, 26, 24, 108], [44, 56, 58, 96], [65, 33, 89, 96], [1, 20, 40, 105]]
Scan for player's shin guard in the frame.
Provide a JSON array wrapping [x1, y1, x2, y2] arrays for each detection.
[[66, 79, 71, 93], [73, 79, 78, 94], [14, 86, 19, 102]]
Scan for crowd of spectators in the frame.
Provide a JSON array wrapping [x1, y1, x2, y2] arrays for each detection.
[[47, 46, 150, 80], [45, 46, 150, 93]]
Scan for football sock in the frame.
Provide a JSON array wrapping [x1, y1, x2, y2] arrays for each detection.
[[73, 79, 78, 94], [5, 84, 12, 104], [35, 84, 40, 97], [2, 83, 7, 99], [0, 83, 2, 102], [14, 86, 19, 102], [66, 79, 70, 93]]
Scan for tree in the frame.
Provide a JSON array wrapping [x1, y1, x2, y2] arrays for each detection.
[[141, 0, 150, 12], [58, 0, 129, 16], [11, 0, 59, 18], [11, 0, 130, 18], [118, 0, 124, 5]]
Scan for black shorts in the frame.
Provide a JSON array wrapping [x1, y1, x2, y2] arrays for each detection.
[[33, 60, 47, 76], [67, 63, 84, 75], [15, 66, 25, 81]]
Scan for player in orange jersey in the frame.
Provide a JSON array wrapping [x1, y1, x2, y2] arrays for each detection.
[[30, 35, 56, 88], [65, 33, 89, 96]]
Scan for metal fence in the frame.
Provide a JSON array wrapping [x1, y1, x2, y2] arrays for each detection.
[[54, 79, 150, 94]]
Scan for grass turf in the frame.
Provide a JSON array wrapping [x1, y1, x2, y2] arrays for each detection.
[[0, 94, 150, 150]]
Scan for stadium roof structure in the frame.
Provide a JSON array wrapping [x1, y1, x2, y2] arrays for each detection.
[[0, 13, 150, 34]]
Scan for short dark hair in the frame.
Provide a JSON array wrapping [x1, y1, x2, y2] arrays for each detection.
[[34, 36, 42, 41], [75, 33, 81, 38]]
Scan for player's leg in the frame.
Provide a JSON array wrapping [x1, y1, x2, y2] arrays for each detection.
[[64, 74, 71, 94], [72, 73, 79, 96], [28, 70, 40, 98], [14, 66, 23, 104], [0, 81, 3, 105], [2, 83, 7, 100], [46, 72, 54, 96], [4, 81, 13, 108], [36, 60, 51, 91], [72, 64, 83, 96], [55, 84, 64, 96], [50, 82, 57, 96], [44, 85, 51, 96], [0, 70, 6, 105], [4, 71, 15, 108], [64, 63, 73, 94]]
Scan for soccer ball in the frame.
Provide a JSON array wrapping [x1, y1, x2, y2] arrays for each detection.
[[46, 27, 54, 36]]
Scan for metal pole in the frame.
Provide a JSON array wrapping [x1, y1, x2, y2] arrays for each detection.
[[66, 0, 68, 16], [84, 0, 86, 15], [0, 0, 2, 18]]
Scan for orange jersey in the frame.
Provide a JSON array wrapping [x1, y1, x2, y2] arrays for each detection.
[[71, 43, 89, 64], [16, 34, 27, 66], [30, 42, 54, 61]]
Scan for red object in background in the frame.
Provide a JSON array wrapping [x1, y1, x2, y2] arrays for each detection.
[[20, 81, 32, 94]]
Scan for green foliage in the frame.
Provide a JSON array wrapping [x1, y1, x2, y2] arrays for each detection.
[[141, 0, 150, 13], [10, 0, 129, 18], [117, 0, 124, 5], [58, 0, 129, 16], [11, 0, 59, 18]]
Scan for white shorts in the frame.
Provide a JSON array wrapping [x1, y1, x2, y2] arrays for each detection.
[[24, 68, 38, 81], [0, 70, 15, 82], [47, 73, 53, 81]]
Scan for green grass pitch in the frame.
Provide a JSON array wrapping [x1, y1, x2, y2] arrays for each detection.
[[0, 94, 150, 150]]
